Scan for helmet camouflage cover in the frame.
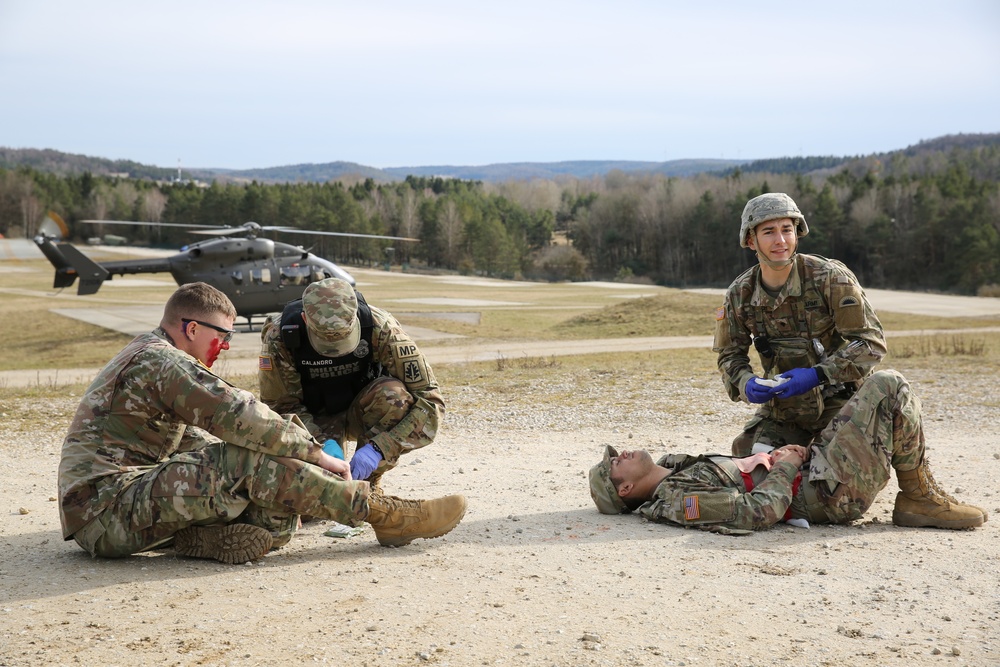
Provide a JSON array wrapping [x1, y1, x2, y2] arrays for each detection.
[[739, 192, 809, 248]]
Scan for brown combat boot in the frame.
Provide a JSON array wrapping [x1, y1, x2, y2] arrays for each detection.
[[174, 523, 274, 564], [366, 492, 467, 547], [893, 460, 985, 529]]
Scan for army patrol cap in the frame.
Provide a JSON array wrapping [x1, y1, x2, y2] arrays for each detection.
[[739, 192, 809, 248], [589, 445, 630, 514], [301, 278, 361, 357]]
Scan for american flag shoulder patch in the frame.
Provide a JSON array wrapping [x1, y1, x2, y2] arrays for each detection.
[[258, 355, 273, 371], [684, 495, 700, 521], [715, 306, 725, 321]]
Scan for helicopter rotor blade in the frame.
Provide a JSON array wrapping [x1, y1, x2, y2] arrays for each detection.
[[273, 228, 421, 242], [188, 228, 250, 236], [81, 219, 225, 229]]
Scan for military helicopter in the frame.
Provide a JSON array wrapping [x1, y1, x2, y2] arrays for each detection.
[[34, 214, 418, 327]]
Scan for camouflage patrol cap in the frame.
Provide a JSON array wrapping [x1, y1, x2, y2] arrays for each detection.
[[739, 192, 809, 248], [589, 445, 630, 514], [301, 278, 361, 357]]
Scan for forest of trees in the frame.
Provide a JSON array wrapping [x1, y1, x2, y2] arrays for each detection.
[[1, 138, 998, 295]]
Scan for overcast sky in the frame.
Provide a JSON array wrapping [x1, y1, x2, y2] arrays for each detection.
[[1, 1, 998, 170]]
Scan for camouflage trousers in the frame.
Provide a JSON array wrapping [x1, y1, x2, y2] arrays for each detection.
[[313, 376, 417, 479], [72, 442, 370, 558], [731, 392, 852, 456], [789, 370, 925, 524]]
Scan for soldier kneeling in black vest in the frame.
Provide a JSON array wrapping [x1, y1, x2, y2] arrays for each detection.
[[259, 278, 463, 540]]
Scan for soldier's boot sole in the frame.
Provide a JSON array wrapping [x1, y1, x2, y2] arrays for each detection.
[[892, 493, 985, 530], [174, 524, 273, 564]]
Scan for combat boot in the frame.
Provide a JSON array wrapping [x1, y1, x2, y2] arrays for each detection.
[[174, 523, 274, 564], [893, 460, 985, 529], [366, 492, 467, 547]]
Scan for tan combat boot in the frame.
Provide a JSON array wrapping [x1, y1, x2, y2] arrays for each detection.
[[893, 460, 985, 529], [366, 492, 467, 547], [174, 523, 274, 564]]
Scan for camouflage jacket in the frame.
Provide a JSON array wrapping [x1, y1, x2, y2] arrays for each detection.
[[258, 304, 444, 462], [638, 454, 800, 532], [713, 254, 886, 404], [58, 328, 322, 539]]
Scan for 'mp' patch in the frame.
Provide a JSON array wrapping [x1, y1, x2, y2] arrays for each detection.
[[393, 342, 420, 359]]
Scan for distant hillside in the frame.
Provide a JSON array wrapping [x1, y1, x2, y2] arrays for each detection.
[[715, 132, 1000, 178], [379, 159, 746, 181], [3, 132, 998, 183], [0, 147, 180, 180], [220, 161, 389, 184], [0, 148, 746, 183]]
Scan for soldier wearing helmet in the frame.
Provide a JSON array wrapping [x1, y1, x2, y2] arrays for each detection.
[[258, 277, 447, 497], [713, 192, 887, 456]]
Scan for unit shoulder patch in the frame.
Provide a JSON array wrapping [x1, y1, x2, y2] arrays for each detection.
[[393, 342, 420, 359], [838, 295, 860, 308]]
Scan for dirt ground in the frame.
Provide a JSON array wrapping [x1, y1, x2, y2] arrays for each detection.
[[1, 355, 998, 667]]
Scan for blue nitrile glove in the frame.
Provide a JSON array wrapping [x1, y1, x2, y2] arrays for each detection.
[[745, 377, 777, 404], [322, 439, 344, 460], [772, 367, 821, 399], [350, 443, 383, 481]]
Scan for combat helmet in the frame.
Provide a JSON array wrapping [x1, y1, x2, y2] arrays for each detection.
[[739, 193, 809, 248]]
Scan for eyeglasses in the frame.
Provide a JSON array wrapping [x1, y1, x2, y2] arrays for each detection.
[[182, 318, 236, 343]]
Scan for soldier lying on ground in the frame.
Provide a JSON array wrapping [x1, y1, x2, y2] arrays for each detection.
[[58, 282, 467, 564], [258, 277, 442, 492], [589, 370, 986, 533]]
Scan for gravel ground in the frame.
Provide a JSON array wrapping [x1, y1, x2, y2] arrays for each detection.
[[1, 356, 998, 667]]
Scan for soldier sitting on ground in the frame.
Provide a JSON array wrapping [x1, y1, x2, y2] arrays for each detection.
[[588, 370, 986, 533], [258, 277, 442, 497], [58, 282, 466, 564]]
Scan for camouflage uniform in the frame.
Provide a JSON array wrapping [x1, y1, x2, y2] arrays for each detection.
[[258, 291, 443, 473], [713, 253, 887, 455], [620, 370, 924, 532], [59, 328, 370, 557]]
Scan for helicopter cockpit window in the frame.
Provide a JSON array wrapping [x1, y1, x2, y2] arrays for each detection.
[[280, 265, 311, 286], [230, 270, 244, 285], [311, 266, 332, 282], [251, 268, 272, 285]]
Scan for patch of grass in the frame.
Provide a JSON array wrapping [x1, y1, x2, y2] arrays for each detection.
[[878, 311, 1000, 330], [553, 290, 719, 338], [0, 296, 132, 370], [889, 335, 989, 359], [494, 354, 561, 372]]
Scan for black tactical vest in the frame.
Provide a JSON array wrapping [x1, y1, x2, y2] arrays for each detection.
[[279, 290, 380, 415]]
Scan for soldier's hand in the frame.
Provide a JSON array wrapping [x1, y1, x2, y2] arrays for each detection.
[[350, 443, 383, 481], [318, 450, 352, 480], [745, 377, 777, 404], [772, 367, 821, 398]]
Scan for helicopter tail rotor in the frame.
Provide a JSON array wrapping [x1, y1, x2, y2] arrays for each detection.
[[38, 211, 70, 240]]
